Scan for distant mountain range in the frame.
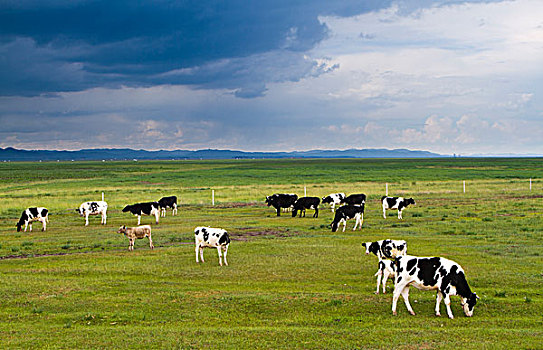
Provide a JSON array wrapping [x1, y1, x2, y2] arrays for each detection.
[[0, 147, 447, 161]]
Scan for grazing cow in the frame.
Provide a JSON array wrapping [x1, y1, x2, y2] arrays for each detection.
[[341, 193, 367, 206], [382, 196, 416, 219], [265, 193, 298, 216], [392, 256, 479, 319], [322, 193, 345, 212], [330, 204, 364, 232], [122, 202, 160, 225], [117, 225, 154, 251], [76, 201, 108, 226], [292, 197, 320, 218], [158, 196, 178, 217], [361, 239, 407, 260], [16, 207, 49, 232], [194, 226, 230, 266], [374, 259, 396, 294]]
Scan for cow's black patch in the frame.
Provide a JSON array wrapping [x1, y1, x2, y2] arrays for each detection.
[[385, 197, 398, 208], [218, 232, 230, 245], [416, 257, 442, 286], [203, 231, 209, 242], [28, 207, 39, 218]]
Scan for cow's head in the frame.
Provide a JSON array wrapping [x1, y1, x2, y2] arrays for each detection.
[[389, 241, 407, 258], [265, 196, 271, 206], [16, 222, 22, 232], [407, 198, 416, 206], [117, 225, 127, 234], [331, 220, 339, 232], [322, 196, 332, 204], [462, 292, 479, 317], [122, 205, 131, 212], [361, 242, 373, 255], [75, 208, 84, 216]]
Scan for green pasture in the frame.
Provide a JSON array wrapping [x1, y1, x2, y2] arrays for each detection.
[[0, 158, 541, 349]]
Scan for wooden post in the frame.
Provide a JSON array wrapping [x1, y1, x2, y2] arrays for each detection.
[[212, 190, 215, 206], [463, 181, 466, 193]]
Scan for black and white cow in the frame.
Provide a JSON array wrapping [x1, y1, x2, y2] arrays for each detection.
[[330, 204, 364, 232], [158, 195, 178, 217], [292, 197, 320, 218], [122, 202, 160, 225], [76, 201, 108, 226], [265, 193, 298, 216], [341, 193, 367, 206], [16, 207, 49, 232], [322, 193, 345, 212], [361, 239, 407, 260], [382, 196, 416, 219], [374, 259, 396, 294], [194, 226, 230, 266], [392, 256, 479, 319]]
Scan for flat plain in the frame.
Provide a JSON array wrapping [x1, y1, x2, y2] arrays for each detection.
[[0, 158, 541, 349]]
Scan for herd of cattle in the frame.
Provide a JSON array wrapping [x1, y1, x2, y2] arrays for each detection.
[[14, 191, 478, 318]]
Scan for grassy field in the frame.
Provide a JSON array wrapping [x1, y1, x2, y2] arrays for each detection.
[[0, 158, 541, 349]]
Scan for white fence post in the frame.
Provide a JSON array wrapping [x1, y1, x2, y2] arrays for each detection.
[[304, 186, 307, 197], [212, 189, 215, 206], [463, 181, 466, 193]]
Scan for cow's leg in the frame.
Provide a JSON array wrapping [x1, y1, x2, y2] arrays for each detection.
[[382, 269, 390, 294], [217, 246, 223, 266], [391, 284, 405, 316], [342, 219, 347, 232], [223, 245, 229, 266], [173, 204, 177, 216], [154, 211, 159, 224], [41, 218, 46, 231], [314, 208, 318, 218], [444, 294, 454, 319], [102, 212, 107, 225], [353, 215, 359, 230], [148, 235, 154, 250], [360, 213, 364, 229], [331, 203, 335, 212], [28, 222, 32, 232], [195, 245, 200, 263], [383, 206, 387, 219], [375, 270, 383, 294], [137, 215, 141, 225], [85, 213, 89, 226], [401, 286, 415, 315], [398, 210, 402, 220], [199, 247, 205, 263], [276, 207, 281, 216], [129, 238, 134, 251], [435, 291, 443, 316]]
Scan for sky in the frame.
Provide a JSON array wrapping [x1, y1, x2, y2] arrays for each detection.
[[1, 0, 542, 155]]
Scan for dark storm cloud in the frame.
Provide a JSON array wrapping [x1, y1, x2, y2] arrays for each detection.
[[0, 0, 392, 96]]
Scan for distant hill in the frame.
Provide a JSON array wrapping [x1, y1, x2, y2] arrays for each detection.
[[0, 147, 446, 161]]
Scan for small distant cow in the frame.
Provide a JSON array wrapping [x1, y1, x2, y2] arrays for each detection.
[[265, 193, 298, 216], [292, 197, 320, 218], [392, 256, 479, 319], [322, 193, 345, 212], [158, 196, 178, 217], [122, 202, 160, 225], [194, 226, 230, 266], [341, 193, 366, 206], [362, 239, 407, 260], [382, 196, 416, 219], [374, 259, 396, 294], [117, 225, 154, 251], [331, 204, 364, 232], [76, 201, 107, 226], [16, 207, 49, 232]]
